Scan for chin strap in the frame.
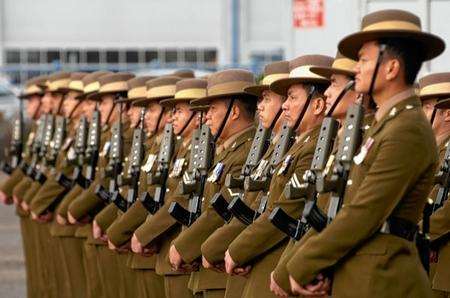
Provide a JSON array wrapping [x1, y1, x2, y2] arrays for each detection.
[[293, 86, 316, 132], [214, 98, 235, 142], [326, 80, 355, 117]]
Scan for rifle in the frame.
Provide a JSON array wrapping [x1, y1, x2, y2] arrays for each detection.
[[227, 123, 294, 225], [1, 98, 25, 174], [211, 122, 271, 222], [57, 115, 89, 189], [28, 114, 54, 184], [268, 80, 355, 239], [426, 142, 450, 253], [140, 123, 175, 214], [416, 199, 433, 273], [303, 102, 364, 232], [111, 109, 147, 212], [268, 117, 339, 239], [168, 124, 214, 226], [94, 115, 124, 204]]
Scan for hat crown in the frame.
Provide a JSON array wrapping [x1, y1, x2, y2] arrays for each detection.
[[289, 55, 334, 71], [127, 76, 155, 89], [176, 78, 207, 92], [172, 69, 195, 78], [146, 76, 181, 89], [47, 71, 71, 82], [362, 9, 421, 31], [264, 61, 290, 76], [207, 69, 255, 89], [82, 71, 112, 85], [99, 73, 135, 86], [419, 72, 450, 100], [25, 75, 48, 88]]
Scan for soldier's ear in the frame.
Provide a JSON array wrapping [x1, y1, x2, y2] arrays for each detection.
[[312, 97, 326, 116], [384, 58, 401, 82], [230, 104, 240, 120], [443, 109, 450, 122]]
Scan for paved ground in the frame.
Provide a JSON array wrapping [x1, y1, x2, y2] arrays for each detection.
[[0, 175, 26, 298]]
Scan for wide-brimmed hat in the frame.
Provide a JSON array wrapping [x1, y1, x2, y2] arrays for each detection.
[[160, 78, 207, 108], [90, 72, 135, 101], [338, 9, 445, 61], [172, 69, 195, 78], [419, 73, 450, 106], [270, 55, 333, 96], [120, 76, 156, 103], [76, 71, 113, 100], [133, 76, 182, 107], [60, 72, 89, 94], [310, 52, 356, 79], [244, 61, 289, 97], [45, 72, 72, 93], [19, 75, 48, 99], [191, 69, 257, 105]]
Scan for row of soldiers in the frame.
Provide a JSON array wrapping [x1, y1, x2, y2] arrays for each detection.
[[0, 9, 449, 298]]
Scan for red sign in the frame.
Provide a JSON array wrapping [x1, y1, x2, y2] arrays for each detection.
[[292, 0, 324, 28]]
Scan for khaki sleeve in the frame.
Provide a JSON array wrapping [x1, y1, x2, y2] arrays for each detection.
[[55, 185, 83, 218], [107, 201, 149, 246], [286, 128, 435, 285], [0, 168, 25, 197], [68, 181, 104, 220], [94, 203, 118, 232], [30, 176, 66, 215]]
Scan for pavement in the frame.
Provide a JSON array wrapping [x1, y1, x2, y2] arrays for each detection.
[[0, 174, 26, 298]]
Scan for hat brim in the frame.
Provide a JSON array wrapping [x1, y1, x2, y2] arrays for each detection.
[[420, 93, 450, 101], [244, 85, 269, 97], [191, 91, 257, 105], [270, 77, 330, 96], [18, 92, 43, 99], [132, 96, 169, 107], [159, 97, 192, 108], [435, 97, 450, 109], [338, 30, 445, 61], [310, 66, 355, 79]]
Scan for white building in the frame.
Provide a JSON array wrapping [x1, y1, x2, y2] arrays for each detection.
[[0, 0, 448, 85]]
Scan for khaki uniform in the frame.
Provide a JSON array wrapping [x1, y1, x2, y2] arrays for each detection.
[[67, 125, 112, 298], [133, 138, 194, 298], [172, 127, 255, 297], [105, 135, 167, 297], [223, 126, 320, 298], [286, 94, 436, 297], [430, 134, 450, 297]]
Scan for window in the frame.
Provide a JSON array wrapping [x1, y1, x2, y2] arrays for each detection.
[[27, 51, 40, 64], [106, 50, 119, 63], [144, 50, 158, 63], [126, 50, 139, 63], [164, 50, 178, 63], [6, 50, 20, 64], [184, 50, 197, 63], [86, 51, 100, 64], [47, 50, 60, 63], [204, 49, 217, 64], [65, 50, 81, 64]]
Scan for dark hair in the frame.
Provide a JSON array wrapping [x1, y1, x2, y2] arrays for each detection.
[[378, 37, 424, 85], [304, 83, 328, 100], [235, 95, 257, 120]]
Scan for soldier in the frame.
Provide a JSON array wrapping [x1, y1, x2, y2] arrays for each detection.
[[0, 74, 47, 298], [168, 69, 258, 297], [284, 9, 445, 297], [51, 70, 111, 298], [212, 55, 332, 298], [23, 72, 89, 298], [128, 78, 208, 298], [419, 73, 450, 298], [269, 52, 374, 296], [66, 72, 135, 298], [99, 76, 180, 298], [200, 61, 290, 296]]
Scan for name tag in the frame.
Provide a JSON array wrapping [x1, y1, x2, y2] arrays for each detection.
[[141, 154, 157, 173], [277, 155, 292, 176], [169, 158, 185, 178], [207, 162, 224, 183], [353, 137, 374, 165], [101, 141, 111, 156], [61, 137, 74, 151], [251, 159, 268, 180], [67, 147, 76, 161]]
